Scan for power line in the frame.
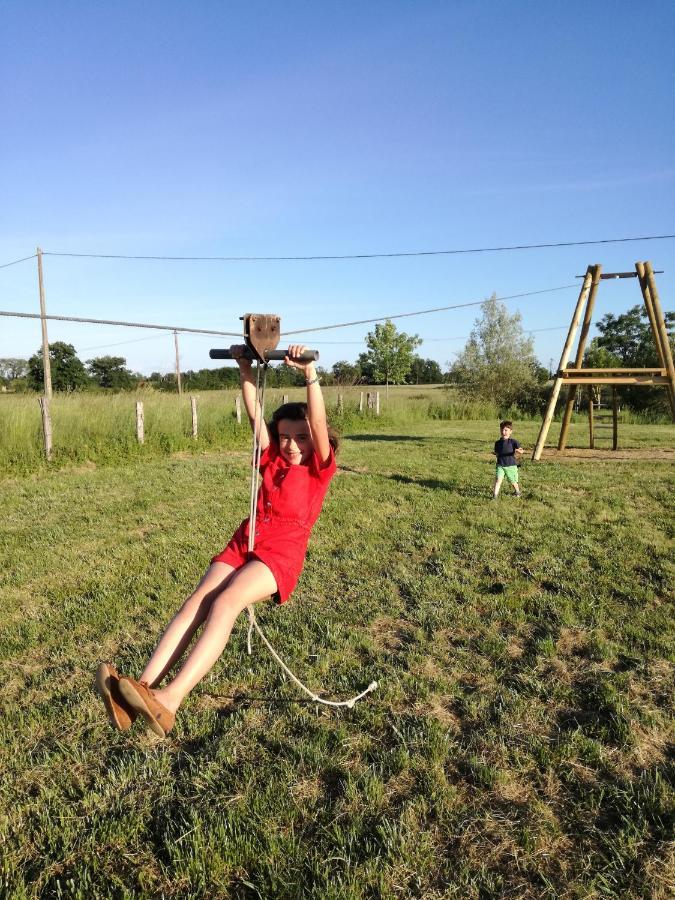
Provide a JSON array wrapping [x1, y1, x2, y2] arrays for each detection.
[[280, 284, 578, 335], [40, 232, 675, 263], [0, 310, 240, 337], [79, 334, 169, 352], [308, 324, 570, 345], [0, 254, 37, 270]]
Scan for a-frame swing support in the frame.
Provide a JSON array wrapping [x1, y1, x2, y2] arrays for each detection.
[[532, 261, 675, 460]]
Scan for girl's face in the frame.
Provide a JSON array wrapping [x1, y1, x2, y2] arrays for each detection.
[[277, 418, 313, 465]]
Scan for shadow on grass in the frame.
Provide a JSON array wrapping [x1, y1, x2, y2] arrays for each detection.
[[345, 434, 430, 443]]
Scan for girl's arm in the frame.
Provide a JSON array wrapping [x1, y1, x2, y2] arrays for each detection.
[[285, 344, 331, 464], [230, 345, 270, 451]]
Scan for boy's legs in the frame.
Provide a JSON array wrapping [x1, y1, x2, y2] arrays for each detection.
[[504, 465, 521, 496], [152, 559, 277, 713], [493, 467, 505, 498], [140, 561, 237, 688]]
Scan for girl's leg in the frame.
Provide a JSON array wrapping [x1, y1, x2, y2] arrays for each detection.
[[153, 559, 277, 713], [140, 562, 236, 688]]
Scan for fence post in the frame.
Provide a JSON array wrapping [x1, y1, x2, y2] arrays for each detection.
[[39, 396, 52, 460], [235, 394, 242, 424], [359, 391, 364, 413], [337, 393, 344, 413], [283, 394, 289, 405], [191, 396, 198, 438], [136, 400, 144, 443], [367, 391, 374, 411], [375, 392, 380, 415]]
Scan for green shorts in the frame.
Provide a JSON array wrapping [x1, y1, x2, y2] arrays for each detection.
[[496, 464, 519, 483]]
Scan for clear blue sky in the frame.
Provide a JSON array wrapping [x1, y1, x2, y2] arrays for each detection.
[[2, 0, 674, 375]]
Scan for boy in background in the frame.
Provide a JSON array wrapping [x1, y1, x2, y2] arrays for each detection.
[[492, 420, 523, 499]]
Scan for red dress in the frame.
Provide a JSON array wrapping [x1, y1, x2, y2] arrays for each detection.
[[211, 442, 337, 602]]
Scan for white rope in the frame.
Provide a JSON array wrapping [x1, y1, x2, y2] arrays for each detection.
[[243, 361, 378, 709]]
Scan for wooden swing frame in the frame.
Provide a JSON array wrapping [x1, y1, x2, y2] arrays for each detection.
[[532, 261, 675, 460]]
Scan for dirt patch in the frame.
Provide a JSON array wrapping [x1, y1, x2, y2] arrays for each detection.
[[423, 696, 462, 730], [540, 447, 675, 462], [370, 616, 416, 651]]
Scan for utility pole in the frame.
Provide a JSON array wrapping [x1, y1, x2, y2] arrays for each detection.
[[37, 247, 52, 398], [174, 330, 182, 394]]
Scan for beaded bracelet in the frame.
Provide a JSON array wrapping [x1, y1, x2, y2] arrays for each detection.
[[306, 376, 320, 386]]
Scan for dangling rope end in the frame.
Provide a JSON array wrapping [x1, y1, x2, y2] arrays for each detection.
[[246, 606, 254, 655]]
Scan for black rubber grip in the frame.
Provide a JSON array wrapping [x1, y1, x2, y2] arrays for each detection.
[[209, 348, 319, 361]]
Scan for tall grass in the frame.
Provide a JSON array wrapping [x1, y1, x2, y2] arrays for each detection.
[[1, 385, 672, 474]]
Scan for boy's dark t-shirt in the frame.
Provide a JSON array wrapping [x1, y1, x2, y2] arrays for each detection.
[[494, 437, 521, 467]]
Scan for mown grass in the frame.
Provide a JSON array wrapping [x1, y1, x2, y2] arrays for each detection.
[[0, 419, 673, 898]]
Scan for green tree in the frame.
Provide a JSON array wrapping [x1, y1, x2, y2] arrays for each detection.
[[594, 304, 674, 414], [332, 360, 362, 386], [450, 295, 540, 408], [407, 356, 443, 384], [87, 355, 136, 389], [0, 358, 28, 384], [28, 342, 89, 391], [595, 304, 674, 366], [363, 320, 421, 396]]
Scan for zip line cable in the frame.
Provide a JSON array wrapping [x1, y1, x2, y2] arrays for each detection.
[[0, 310, 239, 337], [0, 284, 577, 346], [0, 254, 37, 270], [36, 233, 675, 263], [281, 284, 578, 335]]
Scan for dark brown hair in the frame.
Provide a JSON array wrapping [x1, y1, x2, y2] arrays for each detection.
[[268, 402, 339, 453], [499, 420, 513, 430]]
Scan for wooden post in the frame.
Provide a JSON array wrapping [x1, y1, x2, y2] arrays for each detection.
[[235, 394, 242, 424], [282, 394, 289, 405], [173, 331, 182, 395], [375, 391, 380, 415], [644, 262, 675, 418], [532, 267, 595, 460], [39, 396, 52, 460], [612, 388, 618, 451], [558, 264, 602, 449], [36, 247, 52, 399], [337, 393, 344, 413], [136, 400, 144, 443], [359, 392, 364, 413], [366, 391, 374, 410], [636, 262, 675, 415], [588, 387, 594, 449], [191, 396, 198, 438]]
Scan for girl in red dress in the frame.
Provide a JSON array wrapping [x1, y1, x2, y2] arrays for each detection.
[[96, 345, 337, 738]]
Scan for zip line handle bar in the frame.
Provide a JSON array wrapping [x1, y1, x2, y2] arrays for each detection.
[[209, 348, 319, 362]]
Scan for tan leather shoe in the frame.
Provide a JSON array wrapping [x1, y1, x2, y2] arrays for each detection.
[[96, 662, 137, 731], [118, 677, 175, 738]]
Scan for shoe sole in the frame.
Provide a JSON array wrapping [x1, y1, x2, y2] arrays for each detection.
[[118, 679, 167, 738], [95, 662, 126, 731]]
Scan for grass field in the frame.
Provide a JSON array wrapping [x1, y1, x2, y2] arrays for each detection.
[[1, 418, 673, 898], [2, 384, 656, 475]]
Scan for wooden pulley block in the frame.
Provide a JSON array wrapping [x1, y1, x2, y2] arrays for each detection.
[[242, 313, 281, 363]]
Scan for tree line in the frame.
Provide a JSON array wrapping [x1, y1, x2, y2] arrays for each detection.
[[2, 297, 672, 416]]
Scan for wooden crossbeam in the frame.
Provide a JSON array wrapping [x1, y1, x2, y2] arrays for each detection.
[[560, 367, 666, 376], [561, 375, 669, 385]]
